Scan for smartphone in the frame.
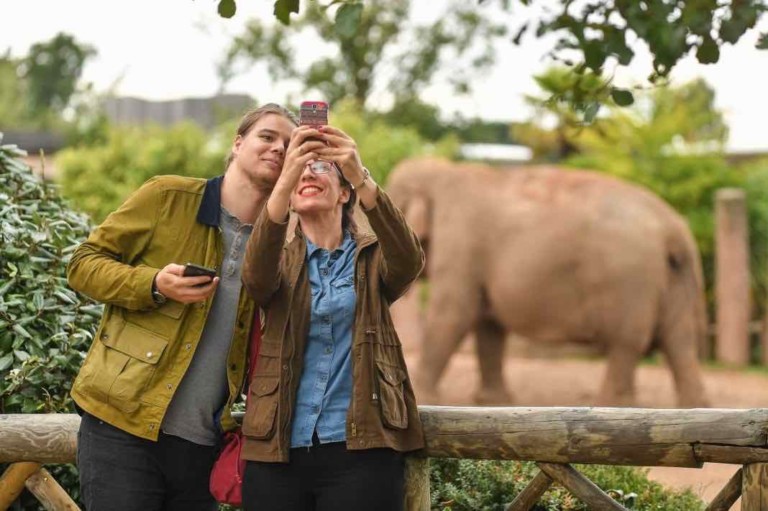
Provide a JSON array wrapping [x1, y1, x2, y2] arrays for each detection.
[[183, 263, 217, 280], [299, 101, 329, 127]]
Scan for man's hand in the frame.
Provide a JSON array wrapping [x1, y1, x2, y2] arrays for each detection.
[[154, 263, 218, 304]]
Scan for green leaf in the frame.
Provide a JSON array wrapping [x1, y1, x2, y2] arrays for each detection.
[[13, 349, 30, 361], [611, 87, 634, 106], [583, 102, 600, 123], [758, 33, 768, 50], [696, 37, 720, 64], [217, 0, 236, 18], [335, 3, 364, 38], [0, 352, 13, 371], [274, 0, 300, 25], [12, 323, 32, 339]]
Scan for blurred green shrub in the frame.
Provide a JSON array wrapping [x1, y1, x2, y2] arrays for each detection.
[[57, 122, 227, 223]]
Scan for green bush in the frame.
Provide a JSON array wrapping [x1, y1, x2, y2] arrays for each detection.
[[430, 458, 704, 510], [56, 122, 227, 223], [0, 134, 100, 509]]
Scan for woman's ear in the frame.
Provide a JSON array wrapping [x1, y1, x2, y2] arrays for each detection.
[[339, 186, 352, 205]]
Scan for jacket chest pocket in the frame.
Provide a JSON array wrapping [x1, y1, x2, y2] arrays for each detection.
[[243, 375, 280, 439], [89, 322, 168, 413]]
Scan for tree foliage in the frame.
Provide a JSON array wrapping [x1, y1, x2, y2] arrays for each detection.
[[0, 33, 97, 132], [219, 0, 508, 107], [217, 0, 768, 110], [18, 33, 96, 117]]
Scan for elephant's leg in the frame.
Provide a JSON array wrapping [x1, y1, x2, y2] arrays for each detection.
[[413, 283, 481, 404], [597, 344, 644, 406], [658, 317, 709, 408], [474, 317, 513, 405]]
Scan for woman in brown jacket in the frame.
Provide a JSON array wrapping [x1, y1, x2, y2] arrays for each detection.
[[240, 123, 425, 511]]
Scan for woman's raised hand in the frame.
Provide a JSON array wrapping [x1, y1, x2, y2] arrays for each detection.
[[267, 126, 325, 222]]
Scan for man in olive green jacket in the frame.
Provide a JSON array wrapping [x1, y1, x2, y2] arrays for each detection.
[[67, 104, 297, 511]]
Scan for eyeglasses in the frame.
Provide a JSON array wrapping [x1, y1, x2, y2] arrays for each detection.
[[308, 161, 333, 174]]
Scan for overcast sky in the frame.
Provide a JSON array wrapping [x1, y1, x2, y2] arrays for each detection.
[[3, 0, 767, 152]]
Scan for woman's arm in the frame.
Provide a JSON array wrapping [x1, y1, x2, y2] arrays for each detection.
[[243, 126, 323, 305], [362, 187, 425, 302], [313, 126, 424, 301]]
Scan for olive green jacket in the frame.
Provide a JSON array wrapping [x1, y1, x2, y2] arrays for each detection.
[[240, 187, 425, 462], [68, 175, 255, 441]]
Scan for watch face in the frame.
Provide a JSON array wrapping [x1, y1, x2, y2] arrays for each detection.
[[152, 290, 166, 304]]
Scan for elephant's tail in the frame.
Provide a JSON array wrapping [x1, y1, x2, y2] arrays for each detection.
[[658, 219, 708, 355]]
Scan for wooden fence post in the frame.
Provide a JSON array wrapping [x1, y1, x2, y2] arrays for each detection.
[[0, 462, 42, 510], [742, 463, 768, 510], [24, 468, 80, 511], [715, 188, 751, 365], [404, 456, 430, 511]]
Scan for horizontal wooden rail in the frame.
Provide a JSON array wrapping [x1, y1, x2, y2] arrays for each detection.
[[419, 406, 768, 467], [3, 407, 768, 467]]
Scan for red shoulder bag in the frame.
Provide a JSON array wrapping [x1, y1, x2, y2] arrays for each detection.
[[209, 310, 262, 506]]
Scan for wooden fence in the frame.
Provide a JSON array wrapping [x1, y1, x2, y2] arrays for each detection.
[[2, 407, 768, 510]]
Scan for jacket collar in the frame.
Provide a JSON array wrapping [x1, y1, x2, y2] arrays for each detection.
[[196, 175, 224, 227]]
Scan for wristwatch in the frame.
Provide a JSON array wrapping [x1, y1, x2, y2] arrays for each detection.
[[151, 277, 167, 305]]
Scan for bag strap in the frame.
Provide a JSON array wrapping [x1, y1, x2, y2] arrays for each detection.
[[245, 308, 263, 394]]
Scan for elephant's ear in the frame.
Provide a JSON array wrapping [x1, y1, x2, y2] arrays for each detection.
[[405, 195, 430, 241]]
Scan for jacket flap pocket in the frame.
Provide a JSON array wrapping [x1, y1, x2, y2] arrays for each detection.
[[376, 361, 407, 386], [363, 326, 401, 346], [156, 300, 185, 319], [250, 375, 279, 396], [101, 322, 168, 365]]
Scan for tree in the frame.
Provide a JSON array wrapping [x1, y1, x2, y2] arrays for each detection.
[[219, 0, 508, 108], [0, 52, 30, 127], [216, 0, 768, 110], [17, 33, 96, 119]]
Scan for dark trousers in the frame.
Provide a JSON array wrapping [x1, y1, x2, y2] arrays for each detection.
[[77, 411, 218, 511], [242, 440, 405, 511]]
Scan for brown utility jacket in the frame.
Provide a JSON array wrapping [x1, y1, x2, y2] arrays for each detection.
[[240, 187, 425, 462]]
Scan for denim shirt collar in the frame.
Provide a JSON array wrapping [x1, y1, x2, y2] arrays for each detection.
[[196, 175, 224, 227], [305, 229, 354, 259]]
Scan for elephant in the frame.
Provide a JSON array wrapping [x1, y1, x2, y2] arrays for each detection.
[[386, 157, 709, 407]]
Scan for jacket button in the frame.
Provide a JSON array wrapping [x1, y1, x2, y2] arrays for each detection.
[[166, 383, 172, 390], [149, 424, 155, 430], [146, 352, 153, 358], [282, 364, 288, 370], [185, 344, 192, 350], [100, 333, 108, 340]]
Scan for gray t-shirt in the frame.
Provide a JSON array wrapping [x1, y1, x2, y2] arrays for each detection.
[[161, 206, 252, 445]]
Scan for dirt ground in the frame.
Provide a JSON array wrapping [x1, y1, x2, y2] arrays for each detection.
[[399, 333, 768, 510]]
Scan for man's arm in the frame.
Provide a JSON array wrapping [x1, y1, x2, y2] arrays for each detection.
[[67, 177, 164, 310]]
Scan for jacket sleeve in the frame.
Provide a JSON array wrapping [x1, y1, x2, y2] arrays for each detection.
[[363, 186, 426, 302], [66, 177, 164, 311], [242, 205, 290, 307]]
